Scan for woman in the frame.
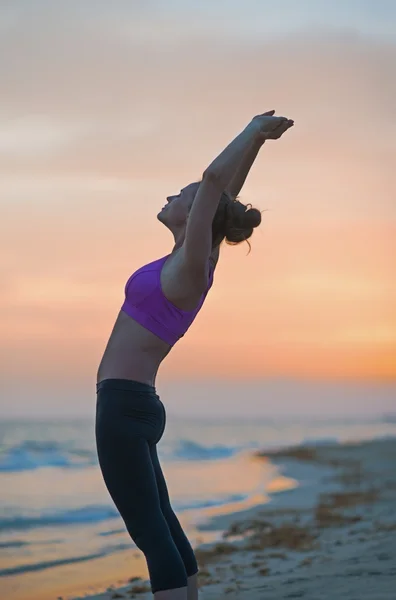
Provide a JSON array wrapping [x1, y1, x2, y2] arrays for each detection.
[[96, 110, 294, 599]]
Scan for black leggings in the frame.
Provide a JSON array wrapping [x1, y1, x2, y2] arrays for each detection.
[[95, 378, 198, 594]]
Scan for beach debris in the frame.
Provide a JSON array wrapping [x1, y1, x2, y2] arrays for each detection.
[[195, 542, 237, 567], [258, 508, 308, 518], [223, 517, 272, 538], [330, 464, 365, 487], [128, 582, 151, 595], [197, 568, 221, 586], [267, 551, 288, 559], [224, 586, 235, 594], [251, 560, 263, 568], [323, 490, 378, 508], [256, 446, 321, 461], [375, 521, 396, 532], [244, 522, 317, 552], [256, 443, 362, 470], [299, 556, 314, 567], [315, 503, 361, 527], [198, 568, 211, 577], [198, 576, 221, 586], [222, 516, 317, 552], [315, 489, 378, 528]]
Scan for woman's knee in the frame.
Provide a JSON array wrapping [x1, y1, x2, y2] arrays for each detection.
[[127, 518, 170, 552], [160, 509, 198, 576]]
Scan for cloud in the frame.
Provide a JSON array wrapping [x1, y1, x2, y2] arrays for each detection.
[[0, 115, 85, 156], [0, 26, 395, 184], [1, 0, 395, 122]]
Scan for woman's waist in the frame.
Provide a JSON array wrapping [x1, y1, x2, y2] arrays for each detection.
[[97, 313, 172, 383], [97, 345, 167, 386], [96, 377, 157, 396], [97, 359, 160, 386]]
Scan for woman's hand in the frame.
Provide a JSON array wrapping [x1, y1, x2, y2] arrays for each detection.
[[251, 110, 294, 141]]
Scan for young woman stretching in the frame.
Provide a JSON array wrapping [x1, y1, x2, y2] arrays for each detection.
[[95, 110, 294, 599]]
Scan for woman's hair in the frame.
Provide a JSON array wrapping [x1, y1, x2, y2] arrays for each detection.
[[212, 190, 262, 251]]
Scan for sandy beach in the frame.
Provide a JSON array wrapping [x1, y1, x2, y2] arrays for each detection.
[[59, 436, 396, 600]]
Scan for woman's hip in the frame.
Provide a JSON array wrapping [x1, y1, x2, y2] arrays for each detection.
[[95, 378, 166, 445]]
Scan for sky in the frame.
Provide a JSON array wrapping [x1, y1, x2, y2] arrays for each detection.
[[1, 1, 395, 416]]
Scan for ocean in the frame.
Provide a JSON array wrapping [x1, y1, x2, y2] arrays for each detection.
[[1, 414, 396, 595]]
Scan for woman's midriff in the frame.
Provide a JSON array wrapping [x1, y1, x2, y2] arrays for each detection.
[[96, 311, 173, 386]]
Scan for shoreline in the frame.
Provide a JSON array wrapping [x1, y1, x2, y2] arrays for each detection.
[[192, 436, 396, 598], [5, 436, 396, 600]]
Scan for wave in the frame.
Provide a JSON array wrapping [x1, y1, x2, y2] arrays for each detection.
[[0, 438, 250, 472], [169, 440, 248, 461], [98, 528, 126, 537], [381, 413, 396, 424], [0, 542, 131, 577], [0, 505, 120, 532], [0, 540, 29, 549], [300, 437, 339, 446], [1, 492, 249, 535], [0, 440, 96, 472]]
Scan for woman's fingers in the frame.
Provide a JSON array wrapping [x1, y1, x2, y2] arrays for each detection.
[[265, 119, 294, 139], [253, 112, 294, 139], [278, 122, 294, 137]]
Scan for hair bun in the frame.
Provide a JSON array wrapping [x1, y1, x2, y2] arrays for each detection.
[[243, 206, 262, 229], [224, 202, 261, 244], [210, 190, 263, 250]]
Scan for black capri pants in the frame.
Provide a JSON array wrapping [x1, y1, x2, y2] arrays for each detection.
[[95, 378, 198, 594]]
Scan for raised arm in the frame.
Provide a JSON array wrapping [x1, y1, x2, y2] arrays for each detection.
[[182, 113, 294, 278], [226, 109, 274, 200]]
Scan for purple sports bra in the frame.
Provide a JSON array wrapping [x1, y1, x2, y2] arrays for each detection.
[[121, 254, 214, 346]]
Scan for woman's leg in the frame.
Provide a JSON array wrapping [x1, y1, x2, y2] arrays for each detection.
[[96, 422, 188, 596], [150, 444, 199, 600], [186, 574, 198, 600]]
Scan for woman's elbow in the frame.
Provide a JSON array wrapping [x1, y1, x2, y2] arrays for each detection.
[[202, 168, 225, 189]]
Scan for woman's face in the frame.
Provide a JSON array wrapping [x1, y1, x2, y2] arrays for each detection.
[[157, 182, 200, 230]]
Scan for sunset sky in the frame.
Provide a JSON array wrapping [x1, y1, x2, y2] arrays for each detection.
[[1, 1, 395, 417]]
